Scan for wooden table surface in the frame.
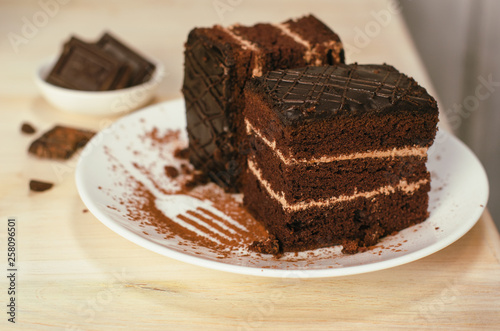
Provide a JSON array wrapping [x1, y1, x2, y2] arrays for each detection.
[[1, 0, 499, 330]]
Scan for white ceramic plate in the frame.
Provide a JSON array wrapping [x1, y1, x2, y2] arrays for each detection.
[[76, 99, 489, 278]]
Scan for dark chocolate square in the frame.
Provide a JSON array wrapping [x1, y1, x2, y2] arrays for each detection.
[[96, 32, 156, 86], [46, 37, 126, 91]]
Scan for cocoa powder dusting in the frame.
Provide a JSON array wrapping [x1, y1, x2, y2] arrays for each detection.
[[104, 127, 269, 258], [142, 127, 181, 146], [126, 181, 230, 251], [119, 176, 269, 256]]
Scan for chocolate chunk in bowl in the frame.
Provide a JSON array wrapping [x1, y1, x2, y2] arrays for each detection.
[[96, 32, 156, 87], [45, 37, 127, 91], [36, 32, 163, 115]]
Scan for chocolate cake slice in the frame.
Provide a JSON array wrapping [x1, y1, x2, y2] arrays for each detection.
[[182, 15, 344, 191], [242, 64, 439, 253]]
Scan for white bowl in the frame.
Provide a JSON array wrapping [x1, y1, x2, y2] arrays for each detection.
[[34, 57, 164, 116]]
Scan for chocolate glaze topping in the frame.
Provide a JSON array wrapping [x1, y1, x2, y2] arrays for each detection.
[[248, 64, 438, 126]]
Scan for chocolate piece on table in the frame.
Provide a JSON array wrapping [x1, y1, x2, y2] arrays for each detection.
[[21, 122, 36, 134], [28, 125, 95, 159], [96, 32, 156, 86], [46, 37, 127, 91], [29, 180, 53, 192]]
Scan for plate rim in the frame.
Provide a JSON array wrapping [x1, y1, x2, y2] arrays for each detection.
[[75, 98, 489, 278]]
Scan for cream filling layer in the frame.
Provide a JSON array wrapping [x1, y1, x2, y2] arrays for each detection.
[[245, 118, 428, 165], [225, 25, 259, 51], [218, 25, 263, 77], [273, 23, 314, 63], [273, 23, 343, 65], [248, 158, 429, 212]]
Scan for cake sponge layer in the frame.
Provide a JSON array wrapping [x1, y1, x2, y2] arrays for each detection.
[[247, 135, 430, 202], [244, 169, 430, 251]]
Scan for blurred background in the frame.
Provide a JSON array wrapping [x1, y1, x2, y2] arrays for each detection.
[[401, 0, 500, 229]]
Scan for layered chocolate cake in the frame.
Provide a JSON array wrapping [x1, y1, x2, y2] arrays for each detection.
[[242, 64, 439, 252], [182, 15, 344, 190]]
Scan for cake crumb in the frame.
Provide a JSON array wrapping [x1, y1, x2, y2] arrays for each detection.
[[183, 170, 209, 190], [29, 180, 53, 192], [82, 209, 88, 213], [363, 224, 384, 247], [174, 147, 189, 159], [21, 122, 36, 134], [341, 239, 359, 254], [164, 165, 179, 179], [358, 246, 369, 253], [249, 236, 280, 256]]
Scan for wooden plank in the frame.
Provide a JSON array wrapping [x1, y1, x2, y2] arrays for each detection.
[[0, 0, 498, 329]]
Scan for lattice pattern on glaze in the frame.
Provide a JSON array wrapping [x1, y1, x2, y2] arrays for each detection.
[[261, 64, 433, 120]]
